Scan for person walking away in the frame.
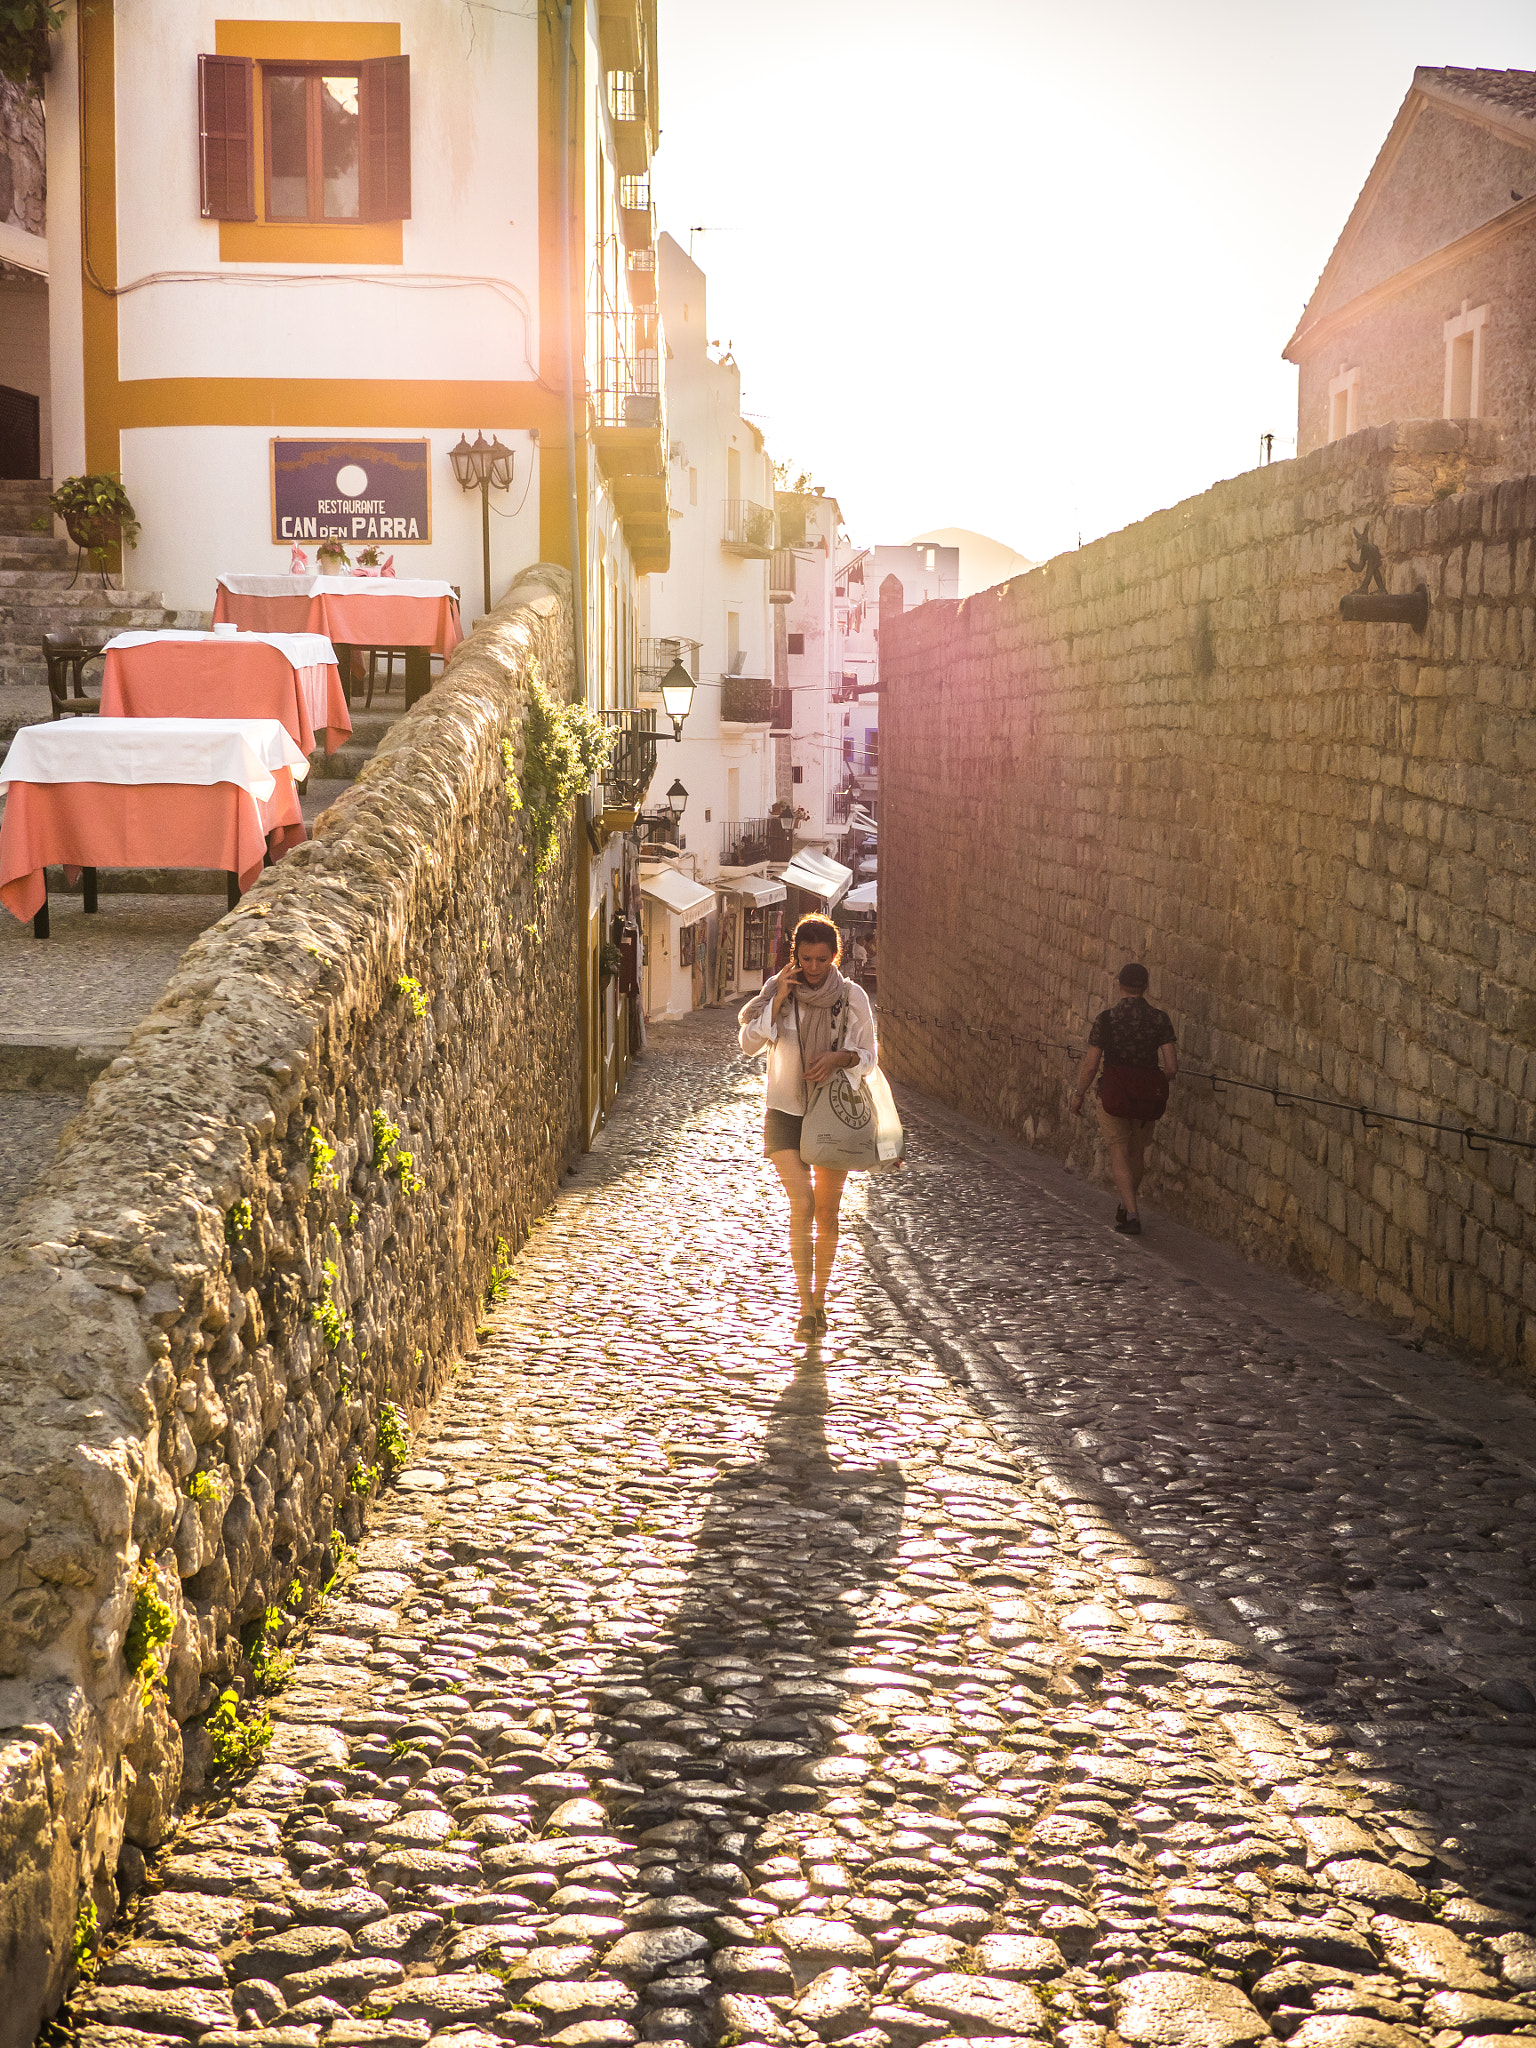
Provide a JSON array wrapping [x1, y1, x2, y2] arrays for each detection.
[[1069, 962, 1177, 1235], [738, 914, 877, 1338]]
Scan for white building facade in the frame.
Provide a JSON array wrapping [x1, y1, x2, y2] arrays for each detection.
[[635, 234, 781, 1016]]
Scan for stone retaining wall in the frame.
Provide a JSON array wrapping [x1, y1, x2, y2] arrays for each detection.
[[879, 422, 1536, 1371], [0, 566, 583, 2044]]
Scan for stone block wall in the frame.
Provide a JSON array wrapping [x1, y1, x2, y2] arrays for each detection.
[[0, 567, 583, 2045], [879, 422, 1536, 1372]]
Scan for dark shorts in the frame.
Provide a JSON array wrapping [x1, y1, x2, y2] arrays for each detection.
[[763, 1109, 804, 1158]]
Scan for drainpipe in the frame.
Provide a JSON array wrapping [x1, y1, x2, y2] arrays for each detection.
[[559, 0, 587, 707], [559, 0, 596, 1144]]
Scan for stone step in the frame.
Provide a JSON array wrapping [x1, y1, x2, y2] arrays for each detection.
[[0, 539, 73, 565]]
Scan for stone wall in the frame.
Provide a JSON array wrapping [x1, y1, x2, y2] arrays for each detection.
[[0, 567, 584, 2046], [879, 422, 1536, 1373]]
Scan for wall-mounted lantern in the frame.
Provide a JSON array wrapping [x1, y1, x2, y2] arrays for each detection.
[[666, 777, 688, 820], [657, 658, 697, 741]]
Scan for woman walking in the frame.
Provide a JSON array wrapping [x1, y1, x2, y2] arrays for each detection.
[[739, 914, 877, 1338]]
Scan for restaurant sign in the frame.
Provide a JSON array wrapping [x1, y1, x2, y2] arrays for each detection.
[[270, 438, 432, 545]]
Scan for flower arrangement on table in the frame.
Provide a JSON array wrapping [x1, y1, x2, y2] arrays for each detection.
[[316, 540, 351, 573]]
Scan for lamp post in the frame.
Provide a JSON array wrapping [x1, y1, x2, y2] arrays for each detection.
[[666, 777, 688, 821], [657, 655, 697, 741], [450, 431, 515, 617]]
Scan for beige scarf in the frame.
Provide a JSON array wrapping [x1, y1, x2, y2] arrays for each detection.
[[784, 963, 848, 1111]]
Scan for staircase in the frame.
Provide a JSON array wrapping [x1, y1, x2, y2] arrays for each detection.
[[0, 478, 212, 738]]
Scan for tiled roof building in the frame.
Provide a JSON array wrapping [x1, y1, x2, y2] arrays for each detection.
[[1284, 66, 1536, 464]]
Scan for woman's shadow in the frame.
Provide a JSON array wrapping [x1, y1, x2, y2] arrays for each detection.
[[597, 1347, 908, 1849]]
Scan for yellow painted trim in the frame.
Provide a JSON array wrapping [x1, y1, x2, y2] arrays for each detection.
[[215, 20, 401, 59], [81, 1, 119, 486], [115, 377, 563, 432], [218, 221, 403, 263]]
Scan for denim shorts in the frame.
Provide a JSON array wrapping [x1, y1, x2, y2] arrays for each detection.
[[763, 1109, 804, 1158]]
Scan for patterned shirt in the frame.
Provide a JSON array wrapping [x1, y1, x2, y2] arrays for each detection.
[[1088, 995, 1176, 1069]]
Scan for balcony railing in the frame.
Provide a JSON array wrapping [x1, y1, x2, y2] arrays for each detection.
[[599, 706, 659, 810], [627, 247, 656, 307], [720, 675, 774, 725], [608, 70, 649, 173], [636, 635, 700, 682], [721, 814, 795, 868], [722, 500, 775, 557], [617, 174, 654, 252], [769, 548, 796, 602]]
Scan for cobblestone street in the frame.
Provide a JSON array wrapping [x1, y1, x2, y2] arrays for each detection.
[[69, 1008, 1536, 2048]]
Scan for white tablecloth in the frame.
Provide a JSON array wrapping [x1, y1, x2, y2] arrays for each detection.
[[0, 718, 311, 800], [217, 573, 458, 601], [104, 628, 340, 668]]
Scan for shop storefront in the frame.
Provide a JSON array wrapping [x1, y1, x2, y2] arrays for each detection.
[[640, 863, 717, 1022]]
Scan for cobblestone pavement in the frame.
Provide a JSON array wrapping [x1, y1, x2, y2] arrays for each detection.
[[66, 1008, 1536, 2048]]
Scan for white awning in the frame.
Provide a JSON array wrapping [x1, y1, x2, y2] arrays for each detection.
[[780, 848, 853, 910], [843, 881, 877, 911], [848, 806, 879, 835], [641, 868, 716, 923], [727, 875, 787, 908]]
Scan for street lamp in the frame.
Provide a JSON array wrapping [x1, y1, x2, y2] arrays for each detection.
[[658, 655, 697, 740], [450, 430, 515, 617], [666, 777, 688, 820]]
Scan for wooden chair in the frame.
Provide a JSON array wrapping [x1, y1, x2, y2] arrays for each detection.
[[43, 634, 104, 719]]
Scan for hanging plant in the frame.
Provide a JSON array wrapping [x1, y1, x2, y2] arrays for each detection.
[[519, 675, 615, 876], [599, 940, 623, 980]]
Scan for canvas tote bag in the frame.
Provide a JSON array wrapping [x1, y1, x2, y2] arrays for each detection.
[[800, 1065, 905, 1171]]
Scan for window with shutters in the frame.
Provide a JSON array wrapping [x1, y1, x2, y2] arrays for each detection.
[[198, 51, 410, 228]]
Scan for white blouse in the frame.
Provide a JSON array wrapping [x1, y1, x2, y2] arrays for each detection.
[[738, 974, 878, 1114]]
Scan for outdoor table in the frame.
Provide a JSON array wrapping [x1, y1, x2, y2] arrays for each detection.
[[212, 574, 463, 706], [0, 717, 310, 936], [100, 630, 351, 756]]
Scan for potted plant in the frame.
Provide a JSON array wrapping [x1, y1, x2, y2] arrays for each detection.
[[599, 940, 623, 981], [47, 473, 141, 588], [0, 1, 62, 88], [316, 539, 350, 573]]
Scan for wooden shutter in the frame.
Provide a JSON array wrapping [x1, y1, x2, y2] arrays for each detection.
[[198, 55, 255, 221], [360, 55, 411, 221]]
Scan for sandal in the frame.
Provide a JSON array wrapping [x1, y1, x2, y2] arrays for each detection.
[[813, 1306, 828, 1334], [795, 1313, 818, 1339]]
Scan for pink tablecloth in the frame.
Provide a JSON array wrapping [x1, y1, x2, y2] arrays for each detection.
[[0, 774, 305, 922], [213, 586, 463, 657], [101, 641, 351, 756]]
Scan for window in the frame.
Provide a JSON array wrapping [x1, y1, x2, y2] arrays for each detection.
[[680, 919, 698, 969], [688, 466, 698, 506], [1444, 301, 1488, 419], [198, 53, 410, 224], [727, 610, 741, 674], [787, 632, 804, 655], [1327, 363, 1360, 442], [791, 764, 804, 784]]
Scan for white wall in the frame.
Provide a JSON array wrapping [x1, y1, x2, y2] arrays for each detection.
[[111, 0, 539, 385], [121, 425, 542, 622]]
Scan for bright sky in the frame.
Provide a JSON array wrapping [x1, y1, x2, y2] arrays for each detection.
[[651, 0, 1536, 565]]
